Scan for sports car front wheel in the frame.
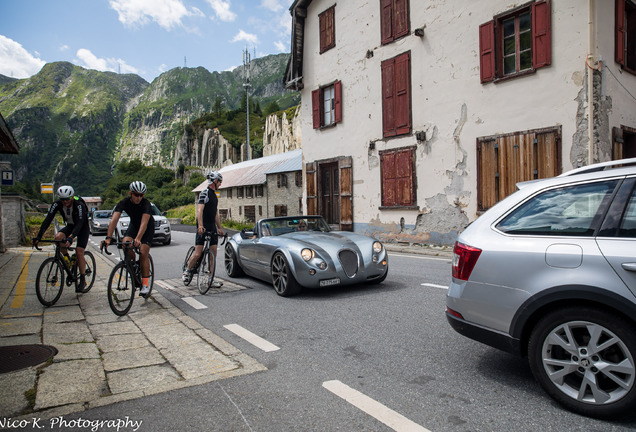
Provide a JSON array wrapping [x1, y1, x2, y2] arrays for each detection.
[[271, 253, 300, 297], [224, 244, 244, 277], [528, 307, 636, 419]]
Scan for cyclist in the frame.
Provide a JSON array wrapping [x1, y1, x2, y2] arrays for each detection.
[[104, 181, 154, 297], [33, 185, 90, 292], [183, 171, 225, 286]]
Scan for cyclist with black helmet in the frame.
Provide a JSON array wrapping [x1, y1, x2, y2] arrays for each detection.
[[33, 185, 90, 292], [183, 171, 225, 286], [104, 181, 154, 296]]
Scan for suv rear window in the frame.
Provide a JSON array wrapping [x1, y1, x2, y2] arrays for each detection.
[[496, 180, 619, 236]]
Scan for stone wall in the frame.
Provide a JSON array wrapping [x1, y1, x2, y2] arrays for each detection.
[[1, 195, 28, 249]]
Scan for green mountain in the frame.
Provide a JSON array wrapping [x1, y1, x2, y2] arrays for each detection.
[[0, 54, 297, 195]]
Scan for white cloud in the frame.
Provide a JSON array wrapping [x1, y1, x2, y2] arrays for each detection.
[[75, 48, 138, 75], [109, 0, 195, 30], [0, 35, 46, 78], [260, 0, 283, 12], [274, 40, 286, 52], [231, 29, 259, 45], [207, 0, 237, 22], [59, 44, 70, 52]]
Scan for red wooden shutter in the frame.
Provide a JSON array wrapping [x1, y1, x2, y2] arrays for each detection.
[[319, 11, 327, 52], [394, 0, 409, 39], [334, 80, 342, 124], [395, 148, 413, 206], [380, 0, 393, 44], [305, 162, 318, 215], [616, 0, 626, 66], [479, 21, 496, 83], [339, 156, 353, 231], [381, 58, 396, 137], [381, 152, 397, 206], [395, 52, 411, 135], [312, 89, 321, 129], [532, 0, 552, 68]]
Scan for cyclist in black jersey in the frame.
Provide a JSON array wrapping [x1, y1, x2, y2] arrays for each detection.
[[104, 181, 154, 296], [33, 185, 90, 292], [183, 171, 225, 286]]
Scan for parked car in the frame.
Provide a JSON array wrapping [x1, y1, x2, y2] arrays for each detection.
[[89, 210, 112, 235], [114, 202, 171, 245], [446, 158, 636, 419], [224, 215, 388, 296]]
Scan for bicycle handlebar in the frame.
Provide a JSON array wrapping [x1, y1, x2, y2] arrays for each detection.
[[100, 239, 140, 256], [32, 238, 75, 251]]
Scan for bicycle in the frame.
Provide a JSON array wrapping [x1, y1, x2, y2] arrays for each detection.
[[101, 240, 154, 316], [33, 239, 97, 307], [182, 232, 227, 295]]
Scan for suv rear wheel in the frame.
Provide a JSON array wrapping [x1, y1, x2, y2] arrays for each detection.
[[528, 307, 636, 419]]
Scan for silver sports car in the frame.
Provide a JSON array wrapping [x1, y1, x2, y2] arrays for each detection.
[[224, 215, 389, 296]]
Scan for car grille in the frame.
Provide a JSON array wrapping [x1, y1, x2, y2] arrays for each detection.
[[338, 250, 358, 278]]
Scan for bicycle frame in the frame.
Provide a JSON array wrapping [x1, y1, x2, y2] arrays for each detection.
[[34, 240, 76, 284]]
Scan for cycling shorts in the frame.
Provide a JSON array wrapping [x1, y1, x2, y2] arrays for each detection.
[[124, 223, 155, 246], [195, 230, 218, 246], [60, 224, 89, 249]]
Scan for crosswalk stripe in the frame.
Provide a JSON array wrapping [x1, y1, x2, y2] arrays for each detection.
[[182, 296, 207, 309], [224, 324, 280, 352], [421, 283, 448, 290]]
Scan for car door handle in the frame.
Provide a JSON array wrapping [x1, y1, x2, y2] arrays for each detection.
[[622, 263, 636, 272]]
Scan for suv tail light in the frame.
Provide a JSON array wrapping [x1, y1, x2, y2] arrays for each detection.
[[452, 242, 482, 281]]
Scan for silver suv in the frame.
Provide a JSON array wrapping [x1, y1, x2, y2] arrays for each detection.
[[446, 158, 636, 419]]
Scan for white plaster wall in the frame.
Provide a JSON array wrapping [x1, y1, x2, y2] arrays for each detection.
[[300, 0, 635, 240]]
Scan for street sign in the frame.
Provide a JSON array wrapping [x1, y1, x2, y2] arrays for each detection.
[[1, 170, 13, 186], [215, 191, 220, 198], [41, 183, 54, 194]]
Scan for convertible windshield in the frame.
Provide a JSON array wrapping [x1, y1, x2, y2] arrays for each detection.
[[259, 217, 330, 236]]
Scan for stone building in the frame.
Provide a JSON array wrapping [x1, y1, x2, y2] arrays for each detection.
[[0, 111, 21, 251], [193, 149, 303, 224]]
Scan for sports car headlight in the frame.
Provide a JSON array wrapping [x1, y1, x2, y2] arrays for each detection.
[[373, 241, 383, 254], [121, 222, 128, 228], [301, 248, 314, 262]]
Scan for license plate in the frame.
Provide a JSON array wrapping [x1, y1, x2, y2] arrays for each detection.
[[320, 278, 341, 287]]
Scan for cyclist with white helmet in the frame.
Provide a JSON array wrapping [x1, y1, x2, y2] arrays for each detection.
[[33, 185, 90, 292], [183, 171, 225, 286], [104, 181, 154, 297]]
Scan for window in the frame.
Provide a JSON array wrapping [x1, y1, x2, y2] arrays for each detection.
[[496, 180, 619, 236], [277, 174, 287, 188], [619, 189, 636, 237], [245, 205, 256, 223], [380, 0, 409, 45], [219, 209, 229, 221], [237, 187, 244, 199], [478, 127, 561, 211], [312, 81, 342, 129], [246, 186, 253, 198], [381, 52, 411, 138], [275, 205, 288, 217], [319, 6, 335, 53], [616, 0, 636, 74], [479, 0, 551, 83], [256, 185, 264, 197], [380, 146, 416, 208], [227, 188, 232, 199], [295, 171, 302, 187]]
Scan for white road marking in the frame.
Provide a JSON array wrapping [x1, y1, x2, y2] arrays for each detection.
[[182, 297, 207, 310], [421, 283, 449, 290], [388, 253, 450, 262], [223, 324, 280, 352], [322, 380, 431, 432]]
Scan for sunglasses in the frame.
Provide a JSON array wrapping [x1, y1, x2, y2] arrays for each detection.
[[133, 193, 144, 198], [61, 197, 72, 201]]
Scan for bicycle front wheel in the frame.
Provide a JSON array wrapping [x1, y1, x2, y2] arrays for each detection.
[[76, 251, 97, 293], [197, 252, 215, 295], [182, 246, 195, 286], [107, 262, 135, 316], [36, 257, 64, 307]]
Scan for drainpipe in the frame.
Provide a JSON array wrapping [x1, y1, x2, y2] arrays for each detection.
[[588, 0, 595, 165]]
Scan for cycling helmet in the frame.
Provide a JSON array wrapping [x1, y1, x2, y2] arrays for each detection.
[[57, 186, 74, 199], [129, 181, 147, 194], [206, 171, 223, 183]]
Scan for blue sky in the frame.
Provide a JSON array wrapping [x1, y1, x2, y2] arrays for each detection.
[[0, 0, 293, 82]]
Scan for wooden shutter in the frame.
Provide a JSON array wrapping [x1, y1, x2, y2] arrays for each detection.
[[395, 52, 411, 135], [305, 162, 318, 215], [532, 0, 552, 68], [396, 148, 414, 206], [334, 80, 342, 124], [381, 58, 396, 137], [312, 89, 321, 129], [319, 7, 335, 53], [381, 147, 414, 207], [380, 0, 393, 44], [381, 152, 397, 206], [339, 156, 353, 231], [613, 126, 625, 160], [478, 139, 498, 211], [616, 0, 626, 66], [394, 0, 409, 39], [536, 131, 560, 177], [479, 21, 496, 83]]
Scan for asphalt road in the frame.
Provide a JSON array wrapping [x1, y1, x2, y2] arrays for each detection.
[[55, 230, 636, 432]]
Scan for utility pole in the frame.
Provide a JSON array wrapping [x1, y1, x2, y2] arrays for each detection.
[[242, 47, 252, 160]]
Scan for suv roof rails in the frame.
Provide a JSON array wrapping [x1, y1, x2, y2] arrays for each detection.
[[559, 158, 636, 177]]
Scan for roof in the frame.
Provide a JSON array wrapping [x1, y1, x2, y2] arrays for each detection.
[[192, 149, 303, 192], [0, 111, 19, 154]]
